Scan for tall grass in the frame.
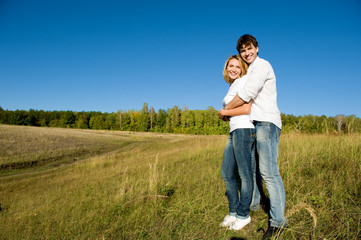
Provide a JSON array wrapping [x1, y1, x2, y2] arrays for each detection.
[[280, 134, 361, 239], [0, 125, 360, 239]]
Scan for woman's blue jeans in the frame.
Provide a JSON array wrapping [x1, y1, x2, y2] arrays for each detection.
[[254, 121, 288, 228], [221, 128, 256, 218]]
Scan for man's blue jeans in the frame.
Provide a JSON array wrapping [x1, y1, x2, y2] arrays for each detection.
[[221, 128, 256, 218], [254, 121, 288, 228]]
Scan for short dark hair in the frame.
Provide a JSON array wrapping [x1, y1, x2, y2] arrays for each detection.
[[236, 34, 258, 54]]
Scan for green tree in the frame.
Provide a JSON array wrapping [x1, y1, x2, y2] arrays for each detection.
[[75, 112, 89, 129], [138, 103, 150, 132], [10, 110, 27, 125], [204, 106, 220, 134], [120, 111, 131, 130], [194, 110, 205, 134], [104, 113, 118, 130], [26, 109, 39, 126], [89, 114, 105, 130], [181, 106, 194, 133], [0, 109, 10, 124], [37, 110, 50, 127], [60, 111, 75, 128], [155, 109, 167, 132], [168, 106, 181, 132], [128, 110, 137, 131]]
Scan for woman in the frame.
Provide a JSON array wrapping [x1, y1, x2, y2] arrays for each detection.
[[218, 55, 256, 230]]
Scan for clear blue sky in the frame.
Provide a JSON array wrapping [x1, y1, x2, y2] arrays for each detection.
[[1, 0, 361, 117]]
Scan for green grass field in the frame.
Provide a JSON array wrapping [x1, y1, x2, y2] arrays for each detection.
[[0, 125, 360, 239]]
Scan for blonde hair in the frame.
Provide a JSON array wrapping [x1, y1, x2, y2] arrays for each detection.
[[222, 55, 248, 84]]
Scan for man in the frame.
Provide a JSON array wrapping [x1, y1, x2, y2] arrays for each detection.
[[224, 34, 288, 239]]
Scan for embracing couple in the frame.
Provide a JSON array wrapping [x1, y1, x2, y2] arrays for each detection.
[[218, 34, 288, 239]]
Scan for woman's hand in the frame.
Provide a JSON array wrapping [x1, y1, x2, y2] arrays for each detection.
[[218, 109, 230, 121]]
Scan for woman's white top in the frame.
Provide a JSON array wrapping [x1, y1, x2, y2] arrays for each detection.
[[223, 75, 255, 133]]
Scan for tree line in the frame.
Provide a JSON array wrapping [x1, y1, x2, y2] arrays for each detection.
[[0, 104, 360, 135]]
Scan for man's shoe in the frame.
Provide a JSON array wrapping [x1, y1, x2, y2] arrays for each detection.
[[262, 226, 284, 239], [229, 216, 251, 230], [220, 215, 237, 227]]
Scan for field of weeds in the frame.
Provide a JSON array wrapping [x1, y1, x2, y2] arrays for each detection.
[[0, 125, 360, 239]]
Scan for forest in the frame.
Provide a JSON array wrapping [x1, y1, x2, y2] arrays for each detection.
[[0, 104, 360, 135]]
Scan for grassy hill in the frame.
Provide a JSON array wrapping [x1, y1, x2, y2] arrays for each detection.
[[0, 125, 360, 239]]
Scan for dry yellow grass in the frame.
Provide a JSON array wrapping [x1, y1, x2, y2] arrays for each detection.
[[0, 125, 193, 176]]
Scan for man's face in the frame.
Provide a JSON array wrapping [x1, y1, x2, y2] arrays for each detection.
[[240, 44, 259, 65]]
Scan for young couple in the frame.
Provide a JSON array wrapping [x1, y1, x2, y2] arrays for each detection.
[[218, 34, 288, 239]]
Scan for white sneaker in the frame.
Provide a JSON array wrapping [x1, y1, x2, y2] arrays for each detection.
[[220, 215, 237, 227], [229, 216, 251, 230]]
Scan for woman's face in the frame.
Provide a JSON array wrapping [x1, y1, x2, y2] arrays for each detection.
[[227, 58, 241, 82]]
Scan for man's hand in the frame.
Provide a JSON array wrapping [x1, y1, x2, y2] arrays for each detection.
[[218, 109, 230, 121]]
